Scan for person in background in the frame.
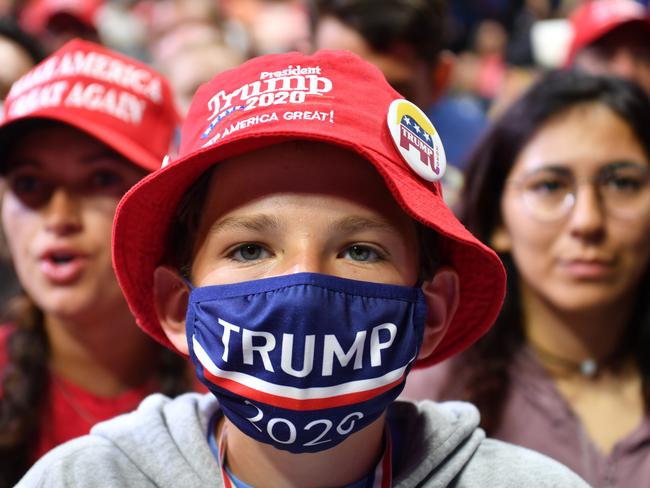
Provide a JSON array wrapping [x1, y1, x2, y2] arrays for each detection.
[[565, 0, 650, 94], [469, 19, 508, 107], [0, 17, 44, 101], [153, 26, 244, 118], [17, 49, 587, 488], [403, 69, 650, 487], [0, 39, 192, 487], [0, 17, 45, 313], [308, 0, 487, 209], [141, 1, 245, 118], [309, 0, 449, 119], [18, 0, 103, 52], [219, 0, 310, 56]]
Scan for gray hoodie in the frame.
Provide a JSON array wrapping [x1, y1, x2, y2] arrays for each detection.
[[18, 393, 588, 487]]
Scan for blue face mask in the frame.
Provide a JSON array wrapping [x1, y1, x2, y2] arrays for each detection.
[[186, 272, 427, 453]]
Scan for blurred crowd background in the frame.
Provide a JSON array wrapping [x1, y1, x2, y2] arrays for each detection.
[[0, 0, 648, 159], [0, 0, 648, 304], [2, 2, 650, 486], [2, 1, 648, 127]]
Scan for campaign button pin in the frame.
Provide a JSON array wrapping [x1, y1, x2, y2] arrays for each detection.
[[387, 99, 446, 182]]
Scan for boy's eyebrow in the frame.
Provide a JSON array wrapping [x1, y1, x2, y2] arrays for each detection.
[[330, 216, 397, 234], [208, 214, 282, 235], [208, 215, 397, 236]]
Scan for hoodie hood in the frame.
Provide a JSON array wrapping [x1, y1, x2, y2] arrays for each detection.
[[391, 400, 484, 486], [92, 393, 220, 486], [94, 395, 486, 487], [20, 393, 587, 487]]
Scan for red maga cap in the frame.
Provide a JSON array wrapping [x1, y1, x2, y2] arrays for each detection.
[[0, 38, 179, 172], [566, 0, 650, 66], [112, 49, 506, 368]]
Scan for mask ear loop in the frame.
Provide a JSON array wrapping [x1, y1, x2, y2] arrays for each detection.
[[182, 276, 195, 291], [414, 270, 431, 358]]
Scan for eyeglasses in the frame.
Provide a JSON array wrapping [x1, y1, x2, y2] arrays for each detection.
[[506, 162, 650, 222]]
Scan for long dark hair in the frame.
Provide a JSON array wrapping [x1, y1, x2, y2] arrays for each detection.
[[449, 69, 650, 433], [0, 122, 193, 487], [0, 296, 191, 486]]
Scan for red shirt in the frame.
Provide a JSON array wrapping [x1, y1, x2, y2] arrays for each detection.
[[34, 373, 159, 461], [0, 323, 204, 463]]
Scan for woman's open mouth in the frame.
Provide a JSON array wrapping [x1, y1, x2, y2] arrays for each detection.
[[39, 249, 89, 285]]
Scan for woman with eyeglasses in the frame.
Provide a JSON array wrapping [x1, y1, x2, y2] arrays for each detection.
[[403, 69, 650, 487]]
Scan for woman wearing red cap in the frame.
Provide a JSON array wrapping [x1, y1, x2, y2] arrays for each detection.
[[404, 69, 650, 487], [0, 39, 192, 485]]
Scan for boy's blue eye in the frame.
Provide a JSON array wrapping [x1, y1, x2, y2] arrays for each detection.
[[234, 244, 266, 261], [342, 245, 380, 262]]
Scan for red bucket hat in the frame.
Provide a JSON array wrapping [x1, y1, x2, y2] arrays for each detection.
[[0, 38, 179, 172], [112, 49, 506, 368], [565, 0, 650, 66]]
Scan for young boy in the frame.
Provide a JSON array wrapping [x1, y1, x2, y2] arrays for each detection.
[[18, 50, 588, 487]]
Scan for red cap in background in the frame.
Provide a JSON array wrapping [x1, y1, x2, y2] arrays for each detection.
[[566, 0, 650, 65], [0, 38, 179, 172]]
